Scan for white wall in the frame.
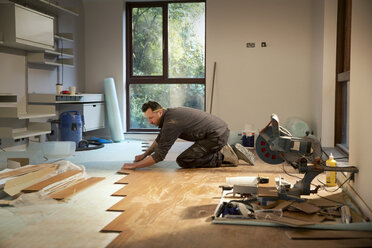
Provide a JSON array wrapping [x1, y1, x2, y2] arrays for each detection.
[[82, 0, 125, 132], [81, 0, 335, 143], [0, 48, 27, 111], [349, 0, 372, 215], [310, 0, 337, 147], [206, 0, 316, 135]]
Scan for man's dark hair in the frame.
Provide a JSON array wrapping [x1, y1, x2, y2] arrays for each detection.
[[142, 101, 163, 112]]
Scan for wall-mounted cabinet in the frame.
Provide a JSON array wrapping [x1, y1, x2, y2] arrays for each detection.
[[0, 3, 54, 50]]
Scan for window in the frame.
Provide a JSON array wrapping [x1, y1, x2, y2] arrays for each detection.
[[126, 1, 206, 131], [335, 0, 351, 154]]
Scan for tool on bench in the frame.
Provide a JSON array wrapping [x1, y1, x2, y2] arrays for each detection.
[[255, 114, 359, 197], [220, 176, 273, 196]]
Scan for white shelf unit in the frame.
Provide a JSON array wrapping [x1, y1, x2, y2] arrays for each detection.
[[55, 33, 74, 42], [45, 48, 73, 58], [28, 94, 103, 103], [0, 123, 51, 139], [0, 104, 55, 119], [7, 0, 79, 17], [53, 33, 74, 69], [27, 52, 74, 67], [0, 94, 54, 140], [38, 0, 79, 16]]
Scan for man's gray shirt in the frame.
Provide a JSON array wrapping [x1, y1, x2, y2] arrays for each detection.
[[152, 107, 228, 163]]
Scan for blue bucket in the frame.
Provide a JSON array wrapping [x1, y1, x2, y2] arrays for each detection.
[[59, 111, 83, 147]]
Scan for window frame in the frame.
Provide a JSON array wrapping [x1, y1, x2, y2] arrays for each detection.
[[335, 0, 351, 154], [125, 0, 206, 132]]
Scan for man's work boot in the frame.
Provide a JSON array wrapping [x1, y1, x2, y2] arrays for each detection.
[[233, 143, 256, 165], [220, 144, 239, 166]]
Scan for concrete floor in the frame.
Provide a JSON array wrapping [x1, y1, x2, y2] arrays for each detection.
[[0, 140, 190, 248]]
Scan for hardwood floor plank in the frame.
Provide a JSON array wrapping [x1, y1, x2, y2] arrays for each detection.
[[22, 170, 82, 192], [50, 177, 105, 200], [106, 197, 130, 212], [4, 167, 57, 196], [0, 163, 57, 180]]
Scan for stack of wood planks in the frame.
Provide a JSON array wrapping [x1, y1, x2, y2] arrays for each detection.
[[0, 163, 105, 205]]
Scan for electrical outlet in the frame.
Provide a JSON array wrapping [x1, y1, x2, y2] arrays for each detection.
[[261, 42, 267, 47], [246, 42, 255, 48]]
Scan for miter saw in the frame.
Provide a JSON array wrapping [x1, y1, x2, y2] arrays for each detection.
[[255, 114, 359, 197]]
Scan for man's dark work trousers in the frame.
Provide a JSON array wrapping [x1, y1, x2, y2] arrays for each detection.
[[176, 129, 229, 168]]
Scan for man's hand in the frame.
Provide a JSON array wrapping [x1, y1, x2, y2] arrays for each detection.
[[121, 156, 156, 171], [121, 163, 136, 170], [134, 153, 146, 162]]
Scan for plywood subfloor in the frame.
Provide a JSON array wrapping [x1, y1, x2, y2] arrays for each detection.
[[103, 159, 371, 248]]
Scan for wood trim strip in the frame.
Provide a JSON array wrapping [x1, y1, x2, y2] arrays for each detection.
[[290, 202, 320, 214], [0, 163, 57, 180], [22, 170, 82, 193], [4, 167, 57, 196], [49, 177, 105, 200], [285, 230, 372, 240], [0, 200, 13, 205]]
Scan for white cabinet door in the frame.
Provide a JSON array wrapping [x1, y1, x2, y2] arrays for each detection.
[[58, 103, 105, 132], [0, 3, 54, 50], [83, 103, 105, 131], [15, 5, 54, 48]]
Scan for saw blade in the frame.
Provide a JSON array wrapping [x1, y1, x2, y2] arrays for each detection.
[[255, 127, 284, 164]]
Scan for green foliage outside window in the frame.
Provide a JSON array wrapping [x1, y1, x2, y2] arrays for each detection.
[[169, 3, 205, 78], [130, 84, 205, 129], [130, 2, 205, 129], [133, 7, 163, 76]]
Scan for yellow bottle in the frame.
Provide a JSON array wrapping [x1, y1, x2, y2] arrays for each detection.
[[326, 153, 337, 187]]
